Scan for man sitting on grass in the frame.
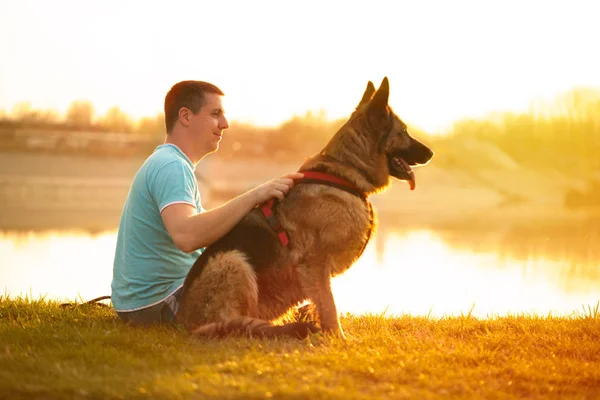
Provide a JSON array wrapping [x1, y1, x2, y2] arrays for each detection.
[[111, 80, 302, 325]]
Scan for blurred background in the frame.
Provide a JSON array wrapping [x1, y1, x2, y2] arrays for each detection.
[[1, 0, 599, 317]]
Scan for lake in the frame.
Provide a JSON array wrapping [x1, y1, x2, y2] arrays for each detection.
[[2, 228, 598, 318]]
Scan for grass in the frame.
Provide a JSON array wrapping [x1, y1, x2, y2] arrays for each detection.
[[1, 298, 599, 399]]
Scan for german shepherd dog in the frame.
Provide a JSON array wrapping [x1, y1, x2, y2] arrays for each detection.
[[176, 77, 434, 339]]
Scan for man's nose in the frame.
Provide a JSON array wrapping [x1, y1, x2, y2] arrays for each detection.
[[220, 116, 229, 129]]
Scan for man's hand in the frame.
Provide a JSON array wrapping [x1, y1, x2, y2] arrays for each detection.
[[250, 172, 304, 204]]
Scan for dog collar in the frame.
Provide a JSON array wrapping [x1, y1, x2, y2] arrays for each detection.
[[294, 171, 365, 199]]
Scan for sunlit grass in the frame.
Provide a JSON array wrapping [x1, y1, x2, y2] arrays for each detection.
[[1, 297, 599, 399]]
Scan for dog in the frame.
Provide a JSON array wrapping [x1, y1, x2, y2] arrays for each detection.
[[176, 77, 434, 339]]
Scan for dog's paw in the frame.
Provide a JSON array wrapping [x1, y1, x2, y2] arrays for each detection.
[[277, 321, 321, 339], [295, 303, 317, 323]]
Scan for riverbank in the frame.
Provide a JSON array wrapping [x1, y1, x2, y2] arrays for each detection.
[[1, 150, 598, 233]]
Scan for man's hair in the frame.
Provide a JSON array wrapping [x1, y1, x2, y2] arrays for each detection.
[[164, 81, 224, 133]]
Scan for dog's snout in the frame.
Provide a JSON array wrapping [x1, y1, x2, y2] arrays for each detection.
[[408, 138, 434, 165], [421, 146, 434, 162]]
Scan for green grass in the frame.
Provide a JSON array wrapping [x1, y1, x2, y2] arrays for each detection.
[[1, 298, 599, 399]]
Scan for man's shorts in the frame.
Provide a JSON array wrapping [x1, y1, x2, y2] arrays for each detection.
[[115, 287, 182, 326]]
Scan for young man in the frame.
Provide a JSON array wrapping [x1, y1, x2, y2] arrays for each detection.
[[111, 80, 302, 325]]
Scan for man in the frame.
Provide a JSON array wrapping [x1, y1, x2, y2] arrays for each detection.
[[111, 80, 302, 325]]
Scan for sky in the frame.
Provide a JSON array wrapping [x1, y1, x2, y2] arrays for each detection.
[[0, 0, 599, 133]]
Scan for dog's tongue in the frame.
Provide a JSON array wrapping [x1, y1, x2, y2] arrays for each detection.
[[398, 157, 416, 190]]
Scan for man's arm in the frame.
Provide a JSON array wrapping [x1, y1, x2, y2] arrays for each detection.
[[161, 172, 303, 253]]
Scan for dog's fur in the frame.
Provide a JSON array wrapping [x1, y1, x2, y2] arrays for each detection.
[[176, 78, 434, 338]]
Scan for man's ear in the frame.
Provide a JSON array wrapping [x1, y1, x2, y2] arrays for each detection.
[[178, 107, 191, 127]]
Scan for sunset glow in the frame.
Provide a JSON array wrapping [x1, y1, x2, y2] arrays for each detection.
[[1, 0, 600, 133]]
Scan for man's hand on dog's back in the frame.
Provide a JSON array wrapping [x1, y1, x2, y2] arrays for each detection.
[[161, 172, 303, 253], [250, 172, 304, 202]]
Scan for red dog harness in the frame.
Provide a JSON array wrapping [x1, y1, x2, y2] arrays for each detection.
[[260, 171, 366, 246]]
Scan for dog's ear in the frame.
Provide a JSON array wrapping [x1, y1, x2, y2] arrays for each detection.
[[370, 77, 389, 110], [357, 81, 376, 109], [367, 77, 390, 126]]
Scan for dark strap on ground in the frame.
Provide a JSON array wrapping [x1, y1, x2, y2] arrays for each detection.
[[59, 295, 111, 308]]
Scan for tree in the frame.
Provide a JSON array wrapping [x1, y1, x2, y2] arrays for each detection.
[[136, 113, 165, 136], [98, 106, 133, 133], [66, 100, 95, 128], [10, 101, 60, 124]]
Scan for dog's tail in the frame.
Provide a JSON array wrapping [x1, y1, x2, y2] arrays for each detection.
[[191, 316, 319, 339]]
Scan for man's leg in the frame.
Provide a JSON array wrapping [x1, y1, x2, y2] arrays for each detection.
[[116, 288, 182, 326]]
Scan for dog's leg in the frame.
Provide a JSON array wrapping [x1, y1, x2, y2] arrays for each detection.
[[299, 261, 345, 339], [177, 250, 258, 329], [255, 268, 306, 321], [178, 250, 317, 339]]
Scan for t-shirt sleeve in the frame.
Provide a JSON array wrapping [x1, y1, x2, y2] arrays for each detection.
[[150, 161, 197, 213]]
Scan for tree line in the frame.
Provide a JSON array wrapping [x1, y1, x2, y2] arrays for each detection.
[[434, 87, 600, 175], [1, 88, 599, 175], [1, 100, 164, 137]]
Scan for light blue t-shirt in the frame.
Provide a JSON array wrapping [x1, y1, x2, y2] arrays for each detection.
[[111, 144, 204, 312]]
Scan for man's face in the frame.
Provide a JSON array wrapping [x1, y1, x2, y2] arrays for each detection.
[[187, 93, 229, 154]]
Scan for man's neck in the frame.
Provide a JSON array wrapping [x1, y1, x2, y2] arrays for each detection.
[[164, 134, 204, 166]]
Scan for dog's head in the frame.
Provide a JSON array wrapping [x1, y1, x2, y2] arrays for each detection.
[[354, 77, 434, 190]]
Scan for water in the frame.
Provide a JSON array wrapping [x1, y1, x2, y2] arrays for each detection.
[[1, 231, 116, 303], [1, 229, 599, 318]]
